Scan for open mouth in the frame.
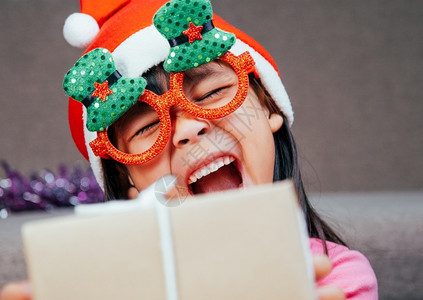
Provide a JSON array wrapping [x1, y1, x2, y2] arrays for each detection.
[[187, 156, 243, 195]]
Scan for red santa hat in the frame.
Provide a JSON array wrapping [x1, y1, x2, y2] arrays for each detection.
[[63, 0, 293, 188]]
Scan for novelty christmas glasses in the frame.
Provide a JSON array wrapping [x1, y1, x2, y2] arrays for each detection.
[[89, 51, 255, 165], [63, 0, 256, 165]]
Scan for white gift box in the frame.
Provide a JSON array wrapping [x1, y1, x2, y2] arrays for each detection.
[[22, 180, 314, 299]]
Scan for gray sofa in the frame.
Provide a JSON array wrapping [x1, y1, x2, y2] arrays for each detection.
[[1, 192, 422, 299], [312, 192, 423, 299]]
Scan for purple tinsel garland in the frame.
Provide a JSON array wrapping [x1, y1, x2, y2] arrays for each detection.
[[0, 161, 104, 218]]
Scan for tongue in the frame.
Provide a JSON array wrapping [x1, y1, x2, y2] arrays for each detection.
[[191, 164, 242, 194]]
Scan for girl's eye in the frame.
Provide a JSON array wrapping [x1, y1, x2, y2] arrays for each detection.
[[196, 86, 227, 102], [135, 120, 160, 137]]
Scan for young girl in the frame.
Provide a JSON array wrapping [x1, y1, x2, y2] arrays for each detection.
[[1, 0, 377, 299]]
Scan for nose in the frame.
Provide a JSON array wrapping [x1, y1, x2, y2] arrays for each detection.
[[172, 110, 210, 147]]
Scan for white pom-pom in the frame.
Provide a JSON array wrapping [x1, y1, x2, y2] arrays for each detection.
[[63, 13, 100, 49]]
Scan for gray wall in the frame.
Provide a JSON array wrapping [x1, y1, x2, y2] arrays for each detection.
[[1, 0, 422, 192]]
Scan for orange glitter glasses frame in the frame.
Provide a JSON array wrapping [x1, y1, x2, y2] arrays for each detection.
[[89, 51, 256, 165]]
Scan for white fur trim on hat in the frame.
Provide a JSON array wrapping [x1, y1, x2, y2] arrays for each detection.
[[112, 25, 170, 77], [63, 13, 100, 49], [230, 40, 294, 126], [83, 109, 105, 190]]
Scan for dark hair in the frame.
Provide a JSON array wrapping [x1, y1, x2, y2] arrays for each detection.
[[102, 65, 346, 252], [249, 75, 346, 251], [273, 118, 346, 250]]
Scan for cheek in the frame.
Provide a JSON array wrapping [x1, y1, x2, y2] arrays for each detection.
[[230, 91, 273, 143], [224, 92, 276, 183], [126, 146, 173, 190], [242, 121, 275, 183], [242, 120, 276, 184]]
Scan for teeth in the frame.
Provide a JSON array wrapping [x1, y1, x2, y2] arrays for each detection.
[[223, 156, 234, 165], [209, 162, 218, 172], [216, 158, 224, 168], [188, 156, 236, 184], [201, 167, 210, 176]]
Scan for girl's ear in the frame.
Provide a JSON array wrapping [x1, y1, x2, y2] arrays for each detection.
[[268, 113, 284, 133]]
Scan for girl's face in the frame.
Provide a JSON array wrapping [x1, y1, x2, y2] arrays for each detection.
[[114, 60, 283, 197]]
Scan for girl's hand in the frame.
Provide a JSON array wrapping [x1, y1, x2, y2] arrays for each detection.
[[0, 281, 32, 300], [314, 255, 346, 300]]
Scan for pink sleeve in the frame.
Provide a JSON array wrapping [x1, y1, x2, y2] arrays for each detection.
[[310, 238, 378, 300]]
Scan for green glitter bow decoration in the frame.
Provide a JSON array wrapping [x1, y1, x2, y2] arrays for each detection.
[[153, 0, 236, 72], [63, 48, 147, 132]]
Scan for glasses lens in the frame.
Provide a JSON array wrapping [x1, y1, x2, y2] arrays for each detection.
[[182, 59, 239, 109], [109, 102, 161, 156]]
